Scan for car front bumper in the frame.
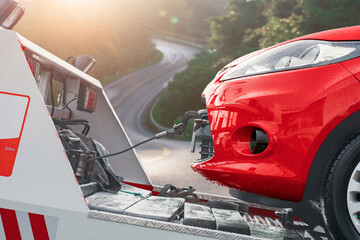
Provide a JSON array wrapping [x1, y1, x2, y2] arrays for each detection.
[[192, 62, 360, 202]]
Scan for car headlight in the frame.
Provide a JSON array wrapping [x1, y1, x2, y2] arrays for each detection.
[[220, 40, 360, 81]]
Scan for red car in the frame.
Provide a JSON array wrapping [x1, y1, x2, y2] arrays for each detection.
[[192, 26, 360, 239]]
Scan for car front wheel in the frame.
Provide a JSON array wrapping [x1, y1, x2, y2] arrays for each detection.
[[322, 136, 360, 239]]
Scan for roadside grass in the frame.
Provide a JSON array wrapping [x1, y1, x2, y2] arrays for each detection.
[[150, 51, 216, 140], [149, 103, 195, 141], [146, 117, 194, 141], [152, 94, 172, 128], [100, 50, 163, 86]]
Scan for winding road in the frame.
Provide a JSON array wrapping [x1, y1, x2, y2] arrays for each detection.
[[105, 39, 229, 196]]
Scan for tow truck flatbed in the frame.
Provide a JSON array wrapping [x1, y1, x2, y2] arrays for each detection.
[[0, 1, 329, 239]]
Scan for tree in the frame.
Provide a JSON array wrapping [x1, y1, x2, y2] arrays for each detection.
[[258, 0, 303, 48], [302, 0, 360, 34], [153, 0, 360, 128], [209, 0, 265, 56], [153, 51, 217, 126]]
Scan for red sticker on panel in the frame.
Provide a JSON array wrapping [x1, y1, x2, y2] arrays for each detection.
[[0, 92, 30, 177]]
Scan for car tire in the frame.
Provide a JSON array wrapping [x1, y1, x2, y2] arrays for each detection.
[[322, 136, 360, 240]]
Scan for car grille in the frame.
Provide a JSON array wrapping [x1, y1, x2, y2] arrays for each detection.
[[193, 109, 214, 162], [200, 135, 214, 159]]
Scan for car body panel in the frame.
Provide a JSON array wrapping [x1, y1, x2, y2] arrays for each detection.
[[341, 57, 360, 82], [193, 26, 360, 202]]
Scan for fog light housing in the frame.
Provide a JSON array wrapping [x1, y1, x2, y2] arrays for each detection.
[[250, 128, 269, 154]]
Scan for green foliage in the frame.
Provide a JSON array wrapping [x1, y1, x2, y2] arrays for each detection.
[[154, 0, 360, 128], [153, 51, 217, 127], [209, 0, 266, 56], [14, 0, 227, 79], [259, 14, 303, 48], [302, 0, 360, 33], [272, 0, 302, 18], [15, 0, 156, 79], [257, 0, 303, 48], [126, 0, 227, 42]]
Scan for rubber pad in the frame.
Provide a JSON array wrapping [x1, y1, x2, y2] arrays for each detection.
[[183, 203, 216, 229]]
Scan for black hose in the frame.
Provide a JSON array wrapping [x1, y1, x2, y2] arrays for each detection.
[[61, 97, 77, 109], [84, 110, 202, 161], [53, 119, 90, 135], [181, 110, 201, 132], [60, 79, 76, 120], [88, 136, 157, 161]]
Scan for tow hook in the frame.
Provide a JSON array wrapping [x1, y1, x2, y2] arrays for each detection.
[[155, 110, 202, 138]]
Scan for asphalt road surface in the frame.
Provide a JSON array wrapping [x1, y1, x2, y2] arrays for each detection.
[[105, 39, 230, 196]]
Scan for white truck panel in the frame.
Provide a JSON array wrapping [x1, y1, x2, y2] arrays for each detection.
[[71, 89, 152, 186], [0, 28, 88, 214], [0, 21, 276, 240], [17, 33, 102, 89]]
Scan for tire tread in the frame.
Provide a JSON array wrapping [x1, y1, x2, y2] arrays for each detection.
[[322, 135, 360, 240]]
